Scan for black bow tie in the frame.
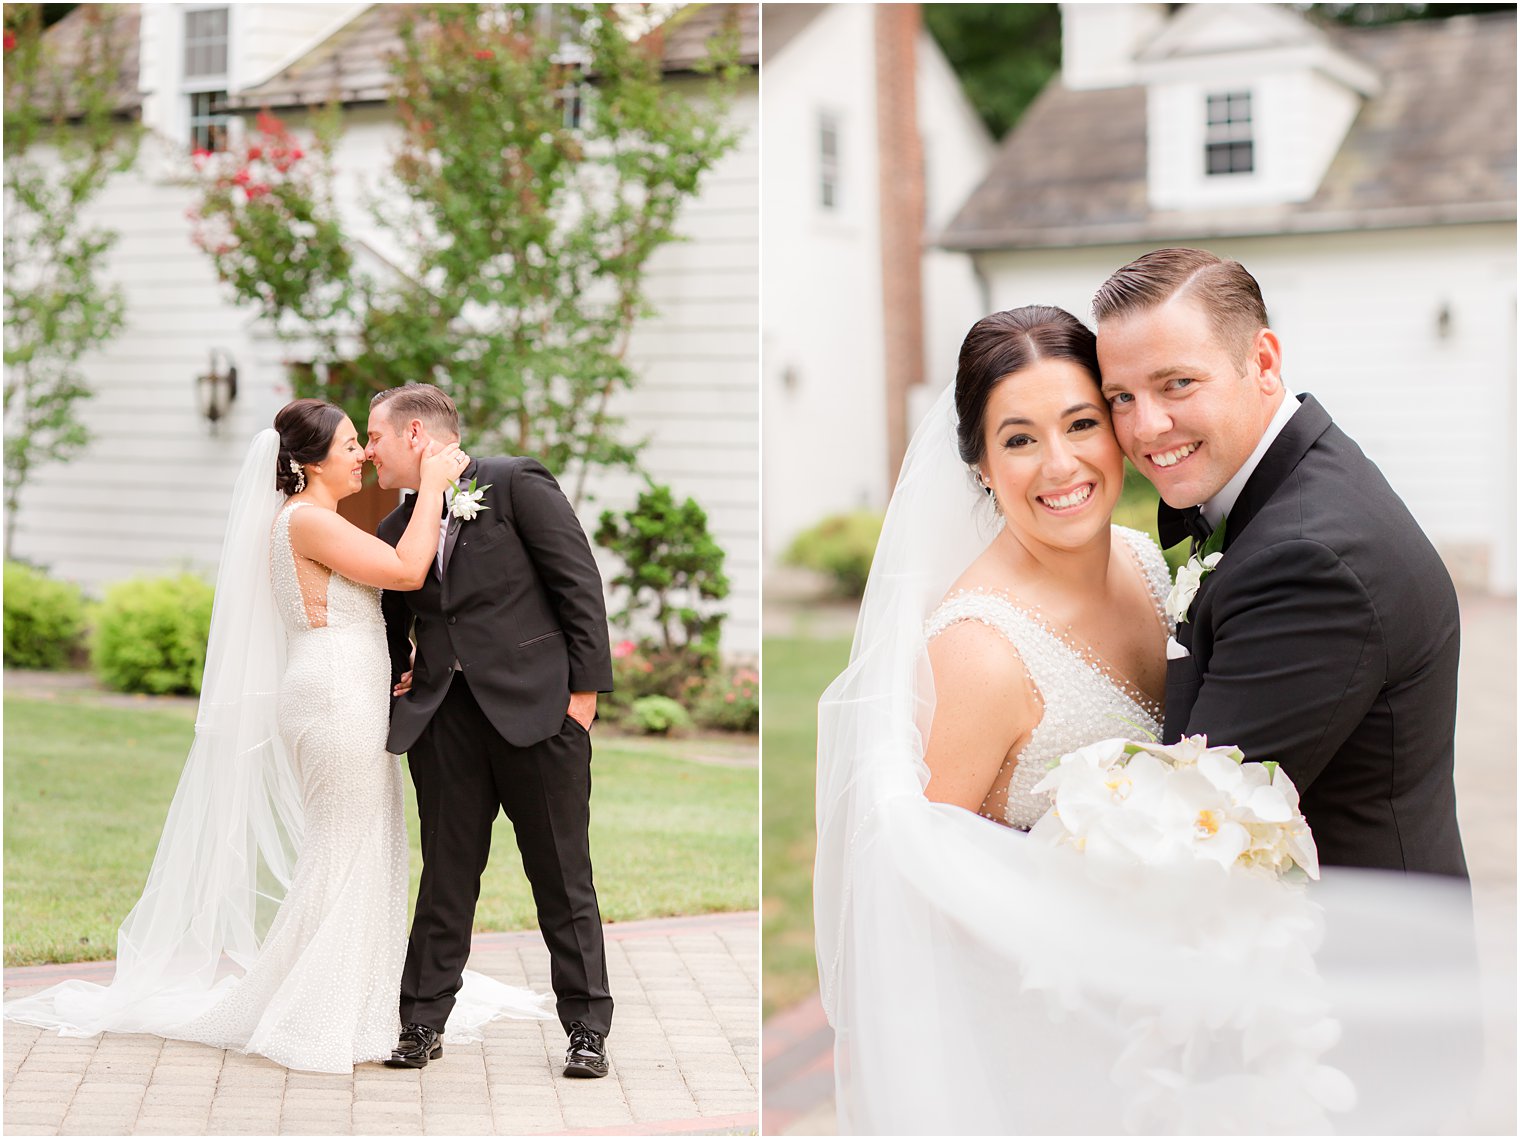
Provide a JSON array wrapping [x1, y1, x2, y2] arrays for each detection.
[[1158, 503, 1213, 550]]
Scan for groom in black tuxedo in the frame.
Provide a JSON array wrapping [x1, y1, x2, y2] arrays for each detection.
[[366, 383, 616, 1074], [1094, 248, 1467, 878]]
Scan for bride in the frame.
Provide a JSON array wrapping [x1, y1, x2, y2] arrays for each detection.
[[5, 399, 550, 1072], [815, 307, 1490, 1135]]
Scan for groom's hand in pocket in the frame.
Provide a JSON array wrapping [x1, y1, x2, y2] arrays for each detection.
[[567, 691, 597, 731]]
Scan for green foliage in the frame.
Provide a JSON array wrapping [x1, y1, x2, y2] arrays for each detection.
[[2, 560, 87, 669], [189, 4, 745, 505], [3, 4, 142, 556], [627, 694, 692, 736], [923, 4, 1061, 139], [91, 574, 214, 695], [692, 662, 759, 733], [596, 482, 730, 673], [783, 510, 884, 598]]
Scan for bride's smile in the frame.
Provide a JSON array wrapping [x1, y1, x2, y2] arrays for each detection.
[[977, 356, 1124, 550]]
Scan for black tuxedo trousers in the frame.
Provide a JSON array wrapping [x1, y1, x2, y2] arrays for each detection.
[[400, 674, 612, 1036], [378, 455, 616, 1037]]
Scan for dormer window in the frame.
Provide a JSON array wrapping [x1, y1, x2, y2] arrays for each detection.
[[183, 6, 230, 152], [1204, 91, 1253, 176]]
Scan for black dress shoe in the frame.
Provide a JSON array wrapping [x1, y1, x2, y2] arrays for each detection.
[[563, 1020, 608, 1078], [384, 1022, 442, 1069]]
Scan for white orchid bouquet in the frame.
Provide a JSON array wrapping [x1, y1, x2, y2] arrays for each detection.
[[1029, 735, 1319, 880]]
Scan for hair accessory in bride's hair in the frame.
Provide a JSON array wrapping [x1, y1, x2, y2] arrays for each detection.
[[288, 458, 306, 494]]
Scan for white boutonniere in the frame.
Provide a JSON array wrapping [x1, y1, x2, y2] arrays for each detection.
[[447, 478, 491, 521], [1165, 516, 1226, 626]]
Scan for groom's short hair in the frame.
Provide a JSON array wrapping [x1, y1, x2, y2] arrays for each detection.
[[371, 383, 460, 440], [1093, 248, 1269, 366]]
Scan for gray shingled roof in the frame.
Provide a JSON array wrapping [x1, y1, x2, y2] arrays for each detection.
[[940, 11, 1517, 251], [31, 3, 142, 118], [226, 3, 757, 112]]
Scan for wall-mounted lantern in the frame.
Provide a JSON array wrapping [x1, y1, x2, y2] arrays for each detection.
[[196, 348, 238, 429]]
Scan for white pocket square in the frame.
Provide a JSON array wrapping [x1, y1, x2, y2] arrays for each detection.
[[1166, 635, 1190, 661]]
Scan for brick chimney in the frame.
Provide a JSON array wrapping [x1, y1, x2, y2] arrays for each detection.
[[875, 3, 927, 489]]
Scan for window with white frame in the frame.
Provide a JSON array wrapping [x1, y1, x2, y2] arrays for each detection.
[[1204, 90, 1253, 176], [819, 112, 840, 210], [183, 7, 230, 152]]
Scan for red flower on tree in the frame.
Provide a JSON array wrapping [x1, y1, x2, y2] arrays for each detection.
[[474, 48, 495, 60], [232, 168, 252, 186], [246, 184, 271, 200], [3, 30, 17, 53], [247, 145, 262, 160]]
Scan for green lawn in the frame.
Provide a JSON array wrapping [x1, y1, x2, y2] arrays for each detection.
[[3, 694, 757, 967], [761, 633, 851, 1019]]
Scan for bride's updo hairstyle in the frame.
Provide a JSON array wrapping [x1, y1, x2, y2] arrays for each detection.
[[273, 398, 346, 494], [954, 305, 1101, 465]]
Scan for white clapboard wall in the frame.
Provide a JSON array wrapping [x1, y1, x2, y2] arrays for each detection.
[[10, 69, 760, 656]]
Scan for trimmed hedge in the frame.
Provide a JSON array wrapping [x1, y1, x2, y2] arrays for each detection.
[[3, 561, 88, 670], [92, 574, 215, 695]]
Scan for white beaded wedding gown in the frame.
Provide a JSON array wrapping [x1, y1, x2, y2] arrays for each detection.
[[5, 434, 550, 1072], [923, 525, 1170, 831], [165, 501, 410, 1070]]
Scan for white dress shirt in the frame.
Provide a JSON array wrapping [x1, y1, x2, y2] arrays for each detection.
[[1201, 387, 1300, 530]]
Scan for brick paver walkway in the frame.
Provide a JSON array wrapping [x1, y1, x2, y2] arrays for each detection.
[[763, 593, 1517, 1136], [5, 912, 758, 1136]]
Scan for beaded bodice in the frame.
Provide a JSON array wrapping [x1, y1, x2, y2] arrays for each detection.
[[271, 502, 385, 636], [924, 526, 1173, 830]]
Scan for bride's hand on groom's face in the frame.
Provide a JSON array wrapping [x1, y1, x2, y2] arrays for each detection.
[[419, 441, 468, 492]]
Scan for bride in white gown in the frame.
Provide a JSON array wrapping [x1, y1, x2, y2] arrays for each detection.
[[5, 399, 550, 1073], [815, 307, 1493, 1135]]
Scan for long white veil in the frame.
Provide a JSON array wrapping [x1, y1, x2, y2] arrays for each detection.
[[7, 429, 303, 1034], [814, 385, 1508, 1135], [6, 429, 551, 1044]]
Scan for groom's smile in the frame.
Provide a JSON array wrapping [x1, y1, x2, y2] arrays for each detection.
[[1097, 295, 1282, 510]]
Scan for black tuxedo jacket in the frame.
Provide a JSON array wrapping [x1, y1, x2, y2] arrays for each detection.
[[378, 455, 614, 753], [1163, 395, 1467, 878]]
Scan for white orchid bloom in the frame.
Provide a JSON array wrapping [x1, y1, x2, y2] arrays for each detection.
[[1166, 551, 1223, 624]]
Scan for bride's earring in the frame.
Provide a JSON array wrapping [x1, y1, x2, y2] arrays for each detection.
[[975, 470, 999, 512]]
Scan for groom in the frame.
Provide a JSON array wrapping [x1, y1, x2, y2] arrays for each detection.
[[1093, 248, 1467, 878], [366, 383, 615, 1074]]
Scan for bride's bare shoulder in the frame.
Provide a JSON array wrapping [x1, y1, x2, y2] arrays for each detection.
[[937, 546, 1028, 611]]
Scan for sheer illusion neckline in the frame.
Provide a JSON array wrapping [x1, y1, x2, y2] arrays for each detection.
[[937, 530, 1169, 718]]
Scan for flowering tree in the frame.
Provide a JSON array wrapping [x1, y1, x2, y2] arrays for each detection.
[[3, 3, 141, 555], [190, 3, 744, 504]]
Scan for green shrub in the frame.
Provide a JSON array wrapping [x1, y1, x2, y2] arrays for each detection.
[[92, 574, 215, 695], [596, 484, 730, 675], [693, 662, 759, 733], [627, 695, 692, 736], [3, 561, 88, 670], [783, 511, 884, 597]]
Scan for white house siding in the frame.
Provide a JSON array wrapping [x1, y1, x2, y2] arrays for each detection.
[[761, 3, 886, 561], [612, 73, 760, 657], [10, 24, 761, 658], [970, 223, 1517, 593], [7, 134, 281, 588], [761, 6, 991, 559]]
